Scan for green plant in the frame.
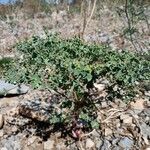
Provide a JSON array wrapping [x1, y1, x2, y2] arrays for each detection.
[[0, 57, 12, 77], [3, 33, 150, 136], [116, 0, 150, 52]]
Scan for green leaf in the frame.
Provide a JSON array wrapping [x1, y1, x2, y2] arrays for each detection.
[[86, 73, 92, 82], [91, 120, 100, 129]]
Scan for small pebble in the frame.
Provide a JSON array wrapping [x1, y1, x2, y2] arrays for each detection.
[[44, 140, 55, 150], [0, 129, 4, 137], [86, 138, 95, 149]]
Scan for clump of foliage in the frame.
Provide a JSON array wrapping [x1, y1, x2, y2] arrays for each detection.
[[0, 57, 12, 76], [3, 33, 150, 136], [116, 0, 149, 52]]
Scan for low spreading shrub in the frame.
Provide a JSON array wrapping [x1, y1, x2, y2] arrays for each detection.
[[3, 33, 150, 134]]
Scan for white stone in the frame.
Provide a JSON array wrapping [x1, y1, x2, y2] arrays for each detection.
[[96, 140, 102, 149], [130, 98, 145, 111], [11, 126, 18, 132], [56, 142, 66, 150], [101, 79, 110, 85], [114, 99, 126, 107], [101, 101, 108, 108], [0, 80, 29, 96], [145, 91, 150, 97], [92, 130, 100, 137], [44, 140, 55, 150], [0, 114, 4, 129], [97, 112, 102, 123], [120, 114, 132, 124], [94, 83, 105, 91], [113, 85, 118, 91], [27, 136, 37, 145], [105, 128, 112, 136], [123, 117, 133, 124], [1, 148, 8, 150], [0, 129, 4, 137], [86, 138, 95, 149]]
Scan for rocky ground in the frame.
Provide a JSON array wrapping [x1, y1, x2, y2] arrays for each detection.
[[0, 4, 150, 150], [0, 84, 150, 150], [0, 5, 150, 58]]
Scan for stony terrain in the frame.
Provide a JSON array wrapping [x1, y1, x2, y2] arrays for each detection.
[[0, 84, 150, 150], [0, 3, 150, 150], [0, 5, 150, 58]]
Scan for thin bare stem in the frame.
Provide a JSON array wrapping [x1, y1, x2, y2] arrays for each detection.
[[81, 0, 97, 38], [124, 0, 139, 52]]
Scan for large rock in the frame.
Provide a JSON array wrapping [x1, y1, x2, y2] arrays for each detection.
[[0, 80, 29, 96], [18, 99, 54, 123]]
